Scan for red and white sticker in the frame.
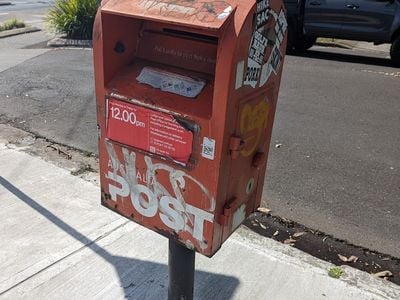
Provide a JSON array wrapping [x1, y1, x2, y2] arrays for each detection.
[[106, 99, 193, 164]]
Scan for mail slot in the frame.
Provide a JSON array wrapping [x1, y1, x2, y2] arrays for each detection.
[[93, 0, 287, 257]]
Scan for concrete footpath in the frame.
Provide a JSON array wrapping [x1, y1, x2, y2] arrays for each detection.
[[0, 128, 399, 300]]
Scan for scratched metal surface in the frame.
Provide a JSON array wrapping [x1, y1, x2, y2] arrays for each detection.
[[101, 0, 238, 30]]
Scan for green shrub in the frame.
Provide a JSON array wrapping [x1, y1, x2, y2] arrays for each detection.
[[46, 0, 99, 40], [0, 18, 25, 32]]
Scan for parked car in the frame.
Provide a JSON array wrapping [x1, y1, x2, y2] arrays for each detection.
[[284, 0, 400, 65]]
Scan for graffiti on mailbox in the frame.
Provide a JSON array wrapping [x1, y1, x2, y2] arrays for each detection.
[[239, 100, 269, 157], [236, 1, 287, 89], [104, 141, 215, 250], [138, 0, 233, 22]]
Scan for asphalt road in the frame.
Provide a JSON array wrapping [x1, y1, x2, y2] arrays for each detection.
[[0, 42, 399, 258], [265, 47, 400, 258], [0, 0, 53, 28]]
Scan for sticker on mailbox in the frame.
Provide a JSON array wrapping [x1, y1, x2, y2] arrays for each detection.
[[107, 99, 193, 164]]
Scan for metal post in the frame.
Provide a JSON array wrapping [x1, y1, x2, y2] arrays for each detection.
[[168, 239, 195, 300]]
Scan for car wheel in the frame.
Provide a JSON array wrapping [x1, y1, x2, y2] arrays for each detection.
[[390, 36, 400, 67], [286, 21, 297, 54], [295, 35, 317, 52], [288, 33, 316, 53]]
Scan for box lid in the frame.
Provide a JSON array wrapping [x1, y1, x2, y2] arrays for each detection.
[[101, 0, 237, 31]]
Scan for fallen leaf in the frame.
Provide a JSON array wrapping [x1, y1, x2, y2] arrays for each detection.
[[284, 238, 296, 244], [293, 232, 306, 238], [347, 256, 358, 263], [259, 223, 267, 230], [338, 254, 348, 262], [275, 143, 282, 148], [373, 270, 393, 278], [337, 254, 358, 263], [382, 257, 391, 261], [257, 207, 271, 214], [273, 230, 279, 236]]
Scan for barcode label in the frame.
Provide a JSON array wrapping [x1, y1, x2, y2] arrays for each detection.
[[202, 137, 216, 160]]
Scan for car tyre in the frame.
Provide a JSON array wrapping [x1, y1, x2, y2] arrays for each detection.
[[287, 29, 316, 53], [295, 35, 316, 52], [286, 21, 298, 54], [390, 36, 400, 67]]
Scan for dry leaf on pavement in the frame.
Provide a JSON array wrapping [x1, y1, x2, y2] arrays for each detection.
[[347, 256, 359, 263], [257, 207, 271, 214], [293, 232, 306, 238], [273, 230, 279, 236], [337, 254, 358, 263], [338, 254, 348, 262], [373, 270, 393, 278], [284, 238, 296, 245]]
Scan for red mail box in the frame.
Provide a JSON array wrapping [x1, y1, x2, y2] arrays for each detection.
[[93, 0, 287, 256]]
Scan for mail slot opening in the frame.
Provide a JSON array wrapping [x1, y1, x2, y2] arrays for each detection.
[[161, 28, 219, 44], [101, 13, 219, 119]]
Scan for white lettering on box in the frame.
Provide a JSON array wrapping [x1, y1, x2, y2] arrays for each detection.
[[105, 142, 215, 249], [237, 4, 287, 89]]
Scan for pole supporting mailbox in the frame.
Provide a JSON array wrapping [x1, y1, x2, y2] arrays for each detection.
[[93, 0, 287, 297], [168, 240, 195, 300]]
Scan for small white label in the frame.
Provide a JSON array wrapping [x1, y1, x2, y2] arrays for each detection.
[[235, 60, 245, 90], [202, 137, 216, 160]]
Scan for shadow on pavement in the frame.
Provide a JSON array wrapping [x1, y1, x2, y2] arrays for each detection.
[[0, 176, 239, 299], [289, 49, 395, 68]]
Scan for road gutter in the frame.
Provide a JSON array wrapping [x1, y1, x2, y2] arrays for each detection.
[[0, 27, 41, 39]]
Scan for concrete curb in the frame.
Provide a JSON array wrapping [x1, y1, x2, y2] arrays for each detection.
[[315, 40, 391, 53], [235, 228, 400, 300], [47, 37, 92, 48], [0, 27, 41, 39], [315, 41, 353, 50]]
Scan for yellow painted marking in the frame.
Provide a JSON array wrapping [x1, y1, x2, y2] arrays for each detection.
[[239, 100, 269, 157]]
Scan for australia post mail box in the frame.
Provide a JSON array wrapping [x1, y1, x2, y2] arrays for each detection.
[[93, 0, 287, 257]]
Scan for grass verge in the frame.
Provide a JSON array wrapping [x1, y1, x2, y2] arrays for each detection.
[[0, 18, 25, 32]]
